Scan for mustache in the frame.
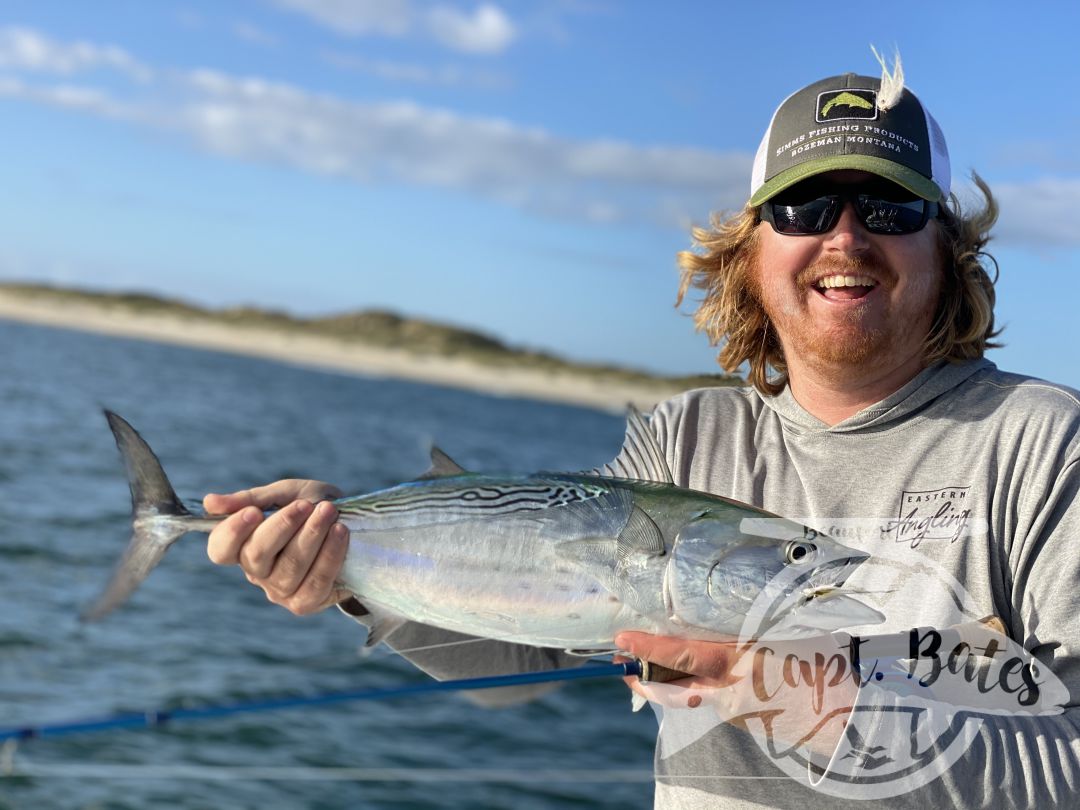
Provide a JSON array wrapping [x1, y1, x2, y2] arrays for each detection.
[[795, 256, 893, 287]]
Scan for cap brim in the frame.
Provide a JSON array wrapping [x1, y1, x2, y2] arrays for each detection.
[[750, 155, 943, 206]]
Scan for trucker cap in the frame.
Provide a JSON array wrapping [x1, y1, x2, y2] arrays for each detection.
[[749, 72, 951, 206]]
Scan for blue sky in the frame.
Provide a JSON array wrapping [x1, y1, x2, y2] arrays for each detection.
[[2, 2, 1079, 380]]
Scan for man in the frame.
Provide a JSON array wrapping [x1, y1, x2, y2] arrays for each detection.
[[204, 59, 1080, 807]]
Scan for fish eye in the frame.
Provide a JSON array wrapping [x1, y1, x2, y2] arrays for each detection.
[[782, 540, 817, 565]]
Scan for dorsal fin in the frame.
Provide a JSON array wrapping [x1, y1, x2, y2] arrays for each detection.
[[588, 407, 674, 484], [416, 446, 468, 480]]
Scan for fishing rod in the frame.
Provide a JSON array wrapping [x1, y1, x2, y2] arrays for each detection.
[[0, 658, 685, 745]]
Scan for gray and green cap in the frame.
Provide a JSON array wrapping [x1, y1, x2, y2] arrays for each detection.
[[749, 73, 950, 206]]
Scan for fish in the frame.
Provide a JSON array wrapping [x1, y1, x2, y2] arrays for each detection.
[[820, 91, 875, 117], [85, 410, 884, 647]]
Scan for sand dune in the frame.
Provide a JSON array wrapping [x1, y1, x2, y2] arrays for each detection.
[[0, 290, 723, 412]]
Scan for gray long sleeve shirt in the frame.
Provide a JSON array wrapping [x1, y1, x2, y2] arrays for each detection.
[[353, 358, 1080, 808], [646, 358, 1080, 808]]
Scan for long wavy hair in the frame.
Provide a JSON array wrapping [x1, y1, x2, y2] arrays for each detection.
[[676, 175, 1002, 395]]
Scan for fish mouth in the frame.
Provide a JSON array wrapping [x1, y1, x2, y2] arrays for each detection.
[[790, 553, 883, 633], [742, 551, 882, 639], [803, 552, 868, 592]]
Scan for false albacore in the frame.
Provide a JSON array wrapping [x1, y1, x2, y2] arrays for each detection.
[[85, 411, 883, 647]]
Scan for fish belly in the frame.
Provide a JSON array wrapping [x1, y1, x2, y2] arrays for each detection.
[[339, 521, 635, 648]]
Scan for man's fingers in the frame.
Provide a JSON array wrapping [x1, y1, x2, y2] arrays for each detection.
[[206, 507, 263, 565], [203, 478, 348, 618], [238, 499, 314, 579], [258, 501, 340, 599], [278, 523, 350, 615], [616, 632, 744, 685], [203, 491, 256, 516], [203, 480, 342, 516]]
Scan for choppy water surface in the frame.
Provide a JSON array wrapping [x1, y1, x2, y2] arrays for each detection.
[[0, 320, 657, 809]]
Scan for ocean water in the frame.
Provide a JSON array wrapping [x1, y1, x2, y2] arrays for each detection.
[[0, 320, 658, 809]]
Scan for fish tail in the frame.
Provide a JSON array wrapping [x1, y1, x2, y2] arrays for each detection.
[[81, 411, 197, 622]]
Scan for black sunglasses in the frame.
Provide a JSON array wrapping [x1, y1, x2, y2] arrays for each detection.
[[760, 179, 939, 236]]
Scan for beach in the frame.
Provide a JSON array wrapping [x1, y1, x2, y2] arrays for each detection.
[[0, 289, 711, 412]]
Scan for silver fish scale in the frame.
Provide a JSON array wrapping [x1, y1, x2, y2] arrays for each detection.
[[337, 477, 610, 527]]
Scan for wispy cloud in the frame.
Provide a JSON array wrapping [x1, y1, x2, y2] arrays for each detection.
[[270, 0, 516, 54], [321, 50, 509, 89], [426, 4, 515, 54], [992, 178, 1080, 248], [0, 26, 152, 82], [232, 21, 279, 47], [9, 25, 1076, 244], [167, 68, 747, 224], [271, 0, 413, 36], [0, 75, 129, 117], [0, 27, 747, 227]]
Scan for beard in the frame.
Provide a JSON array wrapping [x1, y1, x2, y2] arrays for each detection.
[[753, 255, 903, 371]]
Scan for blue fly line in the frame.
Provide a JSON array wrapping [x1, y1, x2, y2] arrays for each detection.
[[0, 660, 643, 744]]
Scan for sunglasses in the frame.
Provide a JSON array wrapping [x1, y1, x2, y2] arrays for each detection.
[[760, 179, 939, 236]]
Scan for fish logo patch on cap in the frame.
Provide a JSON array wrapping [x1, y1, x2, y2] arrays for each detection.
[[816, 89, 878, 122]]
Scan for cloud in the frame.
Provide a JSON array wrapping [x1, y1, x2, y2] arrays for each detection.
[[321, 50, 509, 89], [271, 0, 413, 37], [426, 4, 515, 54], [8, 28, 1078, 253], [166, 69, 747, 224], [0, 23, 748, 228], [990, 178, 1080, 248], [0, 25, 747, 226], [232, 21, 279, 47], [270, 0, 516, 54], [0, 26, 152, 82], [0, 75, 129, 117]]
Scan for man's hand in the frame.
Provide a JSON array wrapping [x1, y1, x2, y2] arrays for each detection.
[[204, 479, 350, 615], [616, 631, 858, 756], [615, 631, 749, 718], [616, 631, 745, 689]]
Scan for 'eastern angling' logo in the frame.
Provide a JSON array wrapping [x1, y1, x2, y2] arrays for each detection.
[[817, 89, 878, 122]]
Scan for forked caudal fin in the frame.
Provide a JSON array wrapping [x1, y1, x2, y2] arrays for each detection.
[[81, 411, 200, 622]]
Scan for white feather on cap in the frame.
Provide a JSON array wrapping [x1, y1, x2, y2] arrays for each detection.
[[871, 45, 904, 111]]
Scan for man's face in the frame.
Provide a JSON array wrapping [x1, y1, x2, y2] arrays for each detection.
[[752, 170, 943, 378]]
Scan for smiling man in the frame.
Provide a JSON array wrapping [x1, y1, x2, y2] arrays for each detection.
[[611, 63, 1080, 806], [204, 59, 1080, 807]]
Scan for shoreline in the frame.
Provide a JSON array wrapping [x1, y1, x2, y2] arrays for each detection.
[[0, 291, 716, 412]]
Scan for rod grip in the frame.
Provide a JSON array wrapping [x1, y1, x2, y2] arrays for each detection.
[[635, 659, 693, 683]]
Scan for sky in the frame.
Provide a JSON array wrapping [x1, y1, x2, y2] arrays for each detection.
[[2, 2, 1080, 380]]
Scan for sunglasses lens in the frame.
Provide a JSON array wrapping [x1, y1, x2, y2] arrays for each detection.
[[856, 196, 929, 234], [768, 197, 839, 235]]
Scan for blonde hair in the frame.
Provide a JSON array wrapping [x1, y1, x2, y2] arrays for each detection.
[[676, 175, 1002, 395]]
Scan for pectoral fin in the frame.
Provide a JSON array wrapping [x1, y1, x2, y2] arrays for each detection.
[[339, 597, 409, 647], [616, 507, 665, 568]]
